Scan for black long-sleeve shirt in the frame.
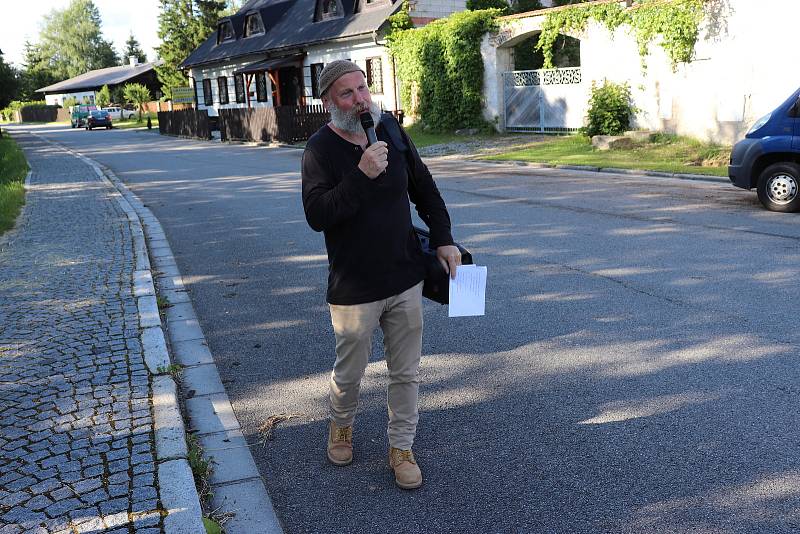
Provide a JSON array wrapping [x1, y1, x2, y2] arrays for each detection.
[[301, 121, 454, 305]]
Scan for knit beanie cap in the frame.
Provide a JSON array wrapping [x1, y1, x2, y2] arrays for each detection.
[[318, 59, 366, 97]]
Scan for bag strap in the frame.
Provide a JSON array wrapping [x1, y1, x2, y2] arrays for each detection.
[[378, 112, 432, 229], [379, 112, 408, 153], [379, 112, 417, 189]]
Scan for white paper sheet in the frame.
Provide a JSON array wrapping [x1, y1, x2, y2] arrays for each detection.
[[448, 265, 487, 317]]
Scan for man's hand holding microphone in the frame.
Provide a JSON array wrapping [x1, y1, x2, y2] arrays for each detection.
[[358, 112, 388, 179], [358, 142, 388, 179]]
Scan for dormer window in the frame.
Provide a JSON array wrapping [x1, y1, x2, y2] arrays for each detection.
[[316, 0, 343, 21], [245, 13, 265, 36], [217, 21, 234, 44], [323, 0, 338, 16], [356, 0, 388, 11]]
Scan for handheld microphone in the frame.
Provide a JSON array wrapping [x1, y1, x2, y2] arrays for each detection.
[[359, 112, 378, 147]]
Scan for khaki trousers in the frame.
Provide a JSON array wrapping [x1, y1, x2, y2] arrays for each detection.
[[328, 282, 424, 450]]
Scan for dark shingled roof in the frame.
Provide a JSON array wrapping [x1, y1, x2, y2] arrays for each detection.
[[233, 54, 304, 74], [179, 0, 402, 69], [37, 62, 158, 93]]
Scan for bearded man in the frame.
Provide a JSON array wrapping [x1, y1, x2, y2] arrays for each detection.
[[301, 60, 460, 489]]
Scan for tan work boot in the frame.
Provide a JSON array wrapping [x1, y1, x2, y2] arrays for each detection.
[[327, 421, 353, 466], [389, 447, 423, 489]]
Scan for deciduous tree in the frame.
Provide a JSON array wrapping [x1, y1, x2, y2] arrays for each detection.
[[96, 84, 111, 108], [122, 83, 152, 121], [37, 0, 119, 80]]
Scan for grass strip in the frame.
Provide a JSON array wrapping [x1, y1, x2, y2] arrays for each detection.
[[0, 134, 29, 235], [482, 134, 730, 177], [112, 112, 159, 130]]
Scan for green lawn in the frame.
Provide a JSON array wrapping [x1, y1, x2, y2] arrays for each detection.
[[0, 134, 29, 235], [113, 112, 159, 130], [482, 134, 730, 177]]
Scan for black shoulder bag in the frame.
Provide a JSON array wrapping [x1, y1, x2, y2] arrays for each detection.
[[379, 113, 473, 305]]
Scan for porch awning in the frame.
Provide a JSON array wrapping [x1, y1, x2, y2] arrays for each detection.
[[233, 55, 305, 75]]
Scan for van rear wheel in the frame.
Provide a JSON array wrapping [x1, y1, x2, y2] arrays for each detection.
[[757, 162, 800, 212]]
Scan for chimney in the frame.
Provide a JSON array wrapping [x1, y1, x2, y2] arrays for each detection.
[[129, 56, 138, 67]]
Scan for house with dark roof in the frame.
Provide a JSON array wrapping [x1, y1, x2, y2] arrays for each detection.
[[178, 0, 467, 116], [37, 58, 160, 107]]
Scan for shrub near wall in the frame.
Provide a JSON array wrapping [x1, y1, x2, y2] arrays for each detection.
[[388, 9, 500, 131], [583, 80, 636, 137]]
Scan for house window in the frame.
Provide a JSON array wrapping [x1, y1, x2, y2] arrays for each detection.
[[245, 13, 265, 36], [217, 21, 234, 44], [317, 0, 342, 20], [217, 76, 229, 105], [203, 79, 213, 106], [310, 63, 324, 98], [234, 74, 246, 103], [255, 72, 268, 102], [324, 0, 338, 15], [366, 57, 383, 95]]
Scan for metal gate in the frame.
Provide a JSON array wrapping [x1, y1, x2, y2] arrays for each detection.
[[503, 67, 587, 133]]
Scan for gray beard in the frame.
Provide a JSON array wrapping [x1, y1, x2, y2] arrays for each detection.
[[329, 101, 382, 135]]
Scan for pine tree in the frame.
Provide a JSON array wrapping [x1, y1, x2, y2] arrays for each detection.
[[155, 0, 226, 99], [0, 49, 19, 109], [122, 32, 148, 64], [17, 41, 59, 100], [194, 0, 227, 40]]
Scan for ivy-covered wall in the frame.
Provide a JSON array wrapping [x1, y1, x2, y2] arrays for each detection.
[[388, 9, 500, 131], [535, 0, 705, 70], [388, 0, 707, 131]]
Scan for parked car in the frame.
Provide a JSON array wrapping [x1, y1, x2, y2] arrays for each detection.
[[102, 106, 136, 120], [86, 110, 112, 130], [70, 105, 96, 128], [728, 87, 800, 212]]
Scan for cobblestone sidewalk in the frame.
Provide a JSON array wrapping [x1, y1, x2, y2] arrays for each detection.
[[0, 132, 199, 533]]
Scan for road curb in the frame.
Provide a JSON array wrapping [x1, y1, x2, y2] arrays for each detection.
[[111, 168, 285, 534], [159, 459, 206, 534], [86, 157, 207, 534], [460, 157, 731, 184]]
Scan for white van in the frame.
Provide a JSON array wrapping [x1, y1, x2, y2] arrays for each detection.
[[102, 106, 136, 120]]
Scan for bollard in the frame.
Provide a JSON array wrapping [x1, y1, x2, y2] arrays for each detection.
[[147, 116, 152, 129]]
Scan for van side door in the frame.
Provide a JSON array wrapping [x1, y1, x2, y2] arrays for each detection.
[[793, 96, 800, 149]]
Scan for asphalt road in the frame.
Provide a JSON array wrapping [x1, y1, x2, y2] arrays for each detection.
[[16, 124, 800, 533]]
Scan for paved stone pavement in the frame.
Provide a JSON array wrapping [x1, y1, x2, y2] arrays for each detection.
[[0, 132, 197, 533]]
